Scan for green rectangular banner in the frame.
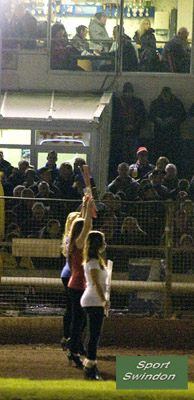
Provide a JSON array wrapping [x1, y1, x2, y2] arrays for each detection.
[[116, 356, 188, 390]]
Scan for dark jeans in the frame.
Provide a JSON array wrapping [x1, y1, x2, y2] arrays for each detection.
[[68, 287, 86, 354], [84, 306, 104, 361], [62, 277, 71, 339]]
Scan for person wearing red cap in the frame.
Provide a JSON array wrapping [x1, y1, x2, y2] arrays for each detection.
[[129, 147, 155, 181]]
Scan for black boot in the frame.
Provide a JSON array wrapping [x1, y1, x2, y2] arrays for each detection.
[[84, 365, 103, 380]]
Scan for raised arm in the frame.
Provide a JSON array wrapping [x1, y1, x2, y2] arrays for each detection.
[[76, 197, 92, 249]]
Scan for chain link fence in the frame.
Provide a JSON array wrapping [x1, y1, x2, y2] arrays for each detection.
[[0, 196, 194, 319]]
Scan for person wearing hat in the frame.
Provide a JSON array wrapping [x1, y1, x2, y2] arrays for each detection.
[[89, 11, 111, 53], [129, 147, 155, 181]]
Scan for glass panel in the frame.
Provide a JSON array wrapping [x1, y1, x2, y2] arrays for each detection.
[[35, 131, 90, 146], [37, 152, 87, 169], [1, 0, 48, 53], [50, 1, 119, 71], [0, 149, 31, 168], [0, 130, 31, 145]]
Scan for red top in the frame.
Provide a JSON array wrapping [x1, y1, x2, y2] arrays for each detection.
[[68, 245, 86, 291]]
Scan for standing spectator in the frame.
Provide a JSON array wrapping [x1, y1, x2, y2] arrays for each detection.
[[8, 160, 29, 190], [66, 196, 92, 368], [149, 87, 186, 167], [89, 12, 110, 53], [133, 18, 160, 71], [162, 27, 190, 73], [81, 230, 109, 380], [10, 3, 37, 49], [0, 151, 13, 178], [114, 82, 147, 164], [23, 168, 38, 194], [54, 163, 81, 215], [129, 147, 155, 181], [43, 151, 59, 183], [108, 25, 138, 72]]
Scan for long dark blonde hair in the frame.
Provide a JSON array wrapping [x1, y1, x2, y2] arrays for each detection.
[[67, 218, 84, 270], [83, 230, 106, 270]]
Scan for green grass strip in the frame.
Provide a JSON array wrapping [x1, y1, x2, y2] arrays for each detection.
[[0, 379, 194, 400]]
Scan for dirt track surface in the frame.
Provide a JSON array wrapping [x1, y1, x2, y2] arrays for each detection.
[[1, 345, 194, 381]]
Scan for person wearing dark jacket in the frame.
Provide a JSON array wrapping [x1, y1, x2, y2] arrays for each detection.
[[107, 162, 139, 201], [133, 18, 160, 71], [113, 82, 147, 165], [10, 3, 37, 49], [162, 27, 190, 73], [108, 26, 138, 72], [149, 87, 186, 166]]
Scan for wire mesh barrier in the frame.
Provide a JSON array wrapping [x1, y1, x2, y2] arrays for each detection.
[[0, 196, 194, 319]]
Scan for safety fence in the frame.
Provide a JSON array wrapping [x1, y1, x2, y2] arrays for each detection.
[[0, 196, 194, 319]]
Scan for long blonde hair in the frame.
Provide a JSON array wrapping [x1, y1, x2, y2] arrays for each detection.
[[83, 230, 106, 270], [61, 211, 81, 256], [138, 18, 151, 38]]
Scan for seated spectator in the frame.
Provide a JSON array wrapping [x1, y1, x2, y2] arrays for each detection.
[[155, 156, 170, 172], [73, 157, 95, 195], [23, 168, 38, 194], [129, 147, 155, 181], [107, 162, 139, 201], [37, 167, 60, 197], [51, 22, 83, 71], [164, 163, 179, 192], [106, 25, 138, 72], [162, 27, 190, 73], [12, 188, 34, 226], [54, 162, 81, 214], [0, 151, 13, 178], [36, 219, 64, 269], [39, 219, 61, 239], [8, 160, 29, 190], [9, 3, 38, 49], [133, 18, 160, 72], [149, 170, 169, 200], [21, 201, 50, 237], [178, 179, 190, 194], [35, 181, 59, 216], [120, 216, 147, 245], [72, 25, 89, 53]]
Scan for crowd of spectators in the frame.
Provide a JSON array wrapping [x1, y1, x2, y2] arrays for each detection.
[[1, 2, 191, 73], [1, 141, 193, 274]]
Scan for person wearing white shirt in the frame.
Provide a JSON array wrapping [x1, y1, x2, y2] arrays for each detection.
[[81, 230, 109, 380]]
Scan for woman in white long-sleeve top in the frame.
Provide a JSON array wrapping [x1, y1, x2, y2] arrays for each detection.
[[81, 230, 110, 380]]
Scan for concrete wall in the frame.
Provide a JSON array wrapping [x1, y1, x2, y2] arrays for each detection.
[[2, 52, 194, 111]]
